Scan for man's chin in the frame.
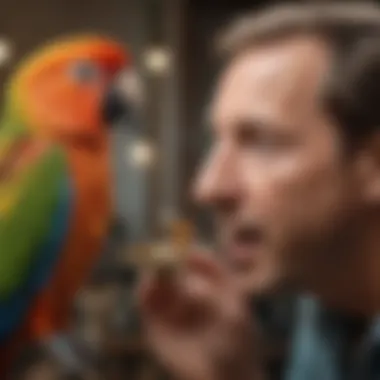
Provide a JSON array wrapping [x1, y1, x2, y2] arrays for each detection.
[[233, 268, 289, 297]]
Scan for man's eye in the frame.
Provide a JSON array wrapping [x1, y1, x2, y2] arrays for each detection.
[[238, 129, 279, 150], [236, 123, 297, 153], [68, 60, 102, 83]]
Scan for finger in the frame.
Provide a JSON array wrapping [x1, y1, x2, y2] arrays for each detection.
[[138, 252, 233, 330], [137, 249, 218, 312], [184, 255, 249, 326], [182, 270, 219, 304], [139, 267, 219, 331], [185, 252, 229, 286]]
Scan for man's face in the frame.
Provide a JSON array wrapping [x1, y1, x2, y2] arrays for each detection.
[[194, 36, 364, 295]]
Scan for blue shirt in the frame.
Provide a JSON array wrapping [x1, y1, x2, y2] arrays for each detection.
[[285, 297, 380, 380]]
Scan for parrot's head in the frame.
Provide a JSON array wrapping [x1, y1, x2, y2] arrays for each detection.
[[6, 35, 132, 147]]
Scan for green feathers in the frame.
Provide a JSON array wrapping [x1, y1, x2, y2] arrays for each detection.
[[0, 124, 66, 298]]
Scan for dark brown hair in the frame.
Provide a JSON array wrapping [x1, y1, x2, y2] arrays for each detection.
[[218, 2, 380, 144]]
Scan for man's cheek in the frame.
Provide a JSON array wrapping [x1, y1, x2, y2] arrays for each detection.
[[274, 157, 339, 208], [244, 166, 304, 209], [243, 163, 284, 202]]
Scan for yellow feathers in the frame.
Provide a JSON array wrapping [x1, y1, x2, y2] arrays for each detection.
[[0, 186, 20, 217]]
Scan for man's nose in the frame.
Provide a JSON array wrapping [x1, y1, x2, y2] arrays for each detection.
[[192, 148, 241, 213]]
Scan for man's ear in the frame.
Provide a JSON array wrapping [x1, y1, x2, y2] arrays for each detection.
[[355, 133, 380, 204]]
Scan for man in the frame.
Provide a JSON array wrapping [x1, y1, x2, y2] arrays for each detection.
[[139, 2, 380, 379]]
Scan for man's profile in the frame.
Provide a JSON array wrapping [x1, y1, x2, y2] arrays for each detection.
[[139, 2, 380, 379]]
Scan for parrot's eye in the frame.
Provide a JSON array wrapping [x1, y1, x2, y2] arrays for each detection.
[[68, 61, 102, 84]]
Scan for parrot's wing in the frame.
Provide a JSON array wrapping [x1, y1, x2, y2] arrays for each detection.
[[0, 132, 73, 340]]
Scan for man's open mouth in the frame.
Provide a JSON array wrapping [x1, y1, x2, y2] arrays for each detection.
[[225, 224, 265, 268]]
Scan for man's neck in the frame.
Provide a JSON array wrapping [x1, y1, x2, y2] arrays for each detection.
[[316, 220, 380, 317]]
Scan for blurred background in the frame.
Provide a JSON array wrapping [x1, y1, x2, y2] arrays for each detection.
[[0, 0, 290, 240], [0, 0, 299, 378]]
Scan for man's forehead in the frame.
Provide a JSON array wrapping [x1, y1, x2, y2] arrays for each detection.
[[211, 35, 331, 127]]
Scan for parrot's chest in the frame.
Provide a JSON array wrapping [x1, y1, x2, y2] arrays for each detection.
[[32, 147, 113, 331], [70, 148, 112, 242]]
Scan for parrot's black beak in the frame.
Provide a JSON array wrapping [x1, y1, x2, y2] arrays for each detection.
[[102, 87, 130, 125], [102, 69, 142, 125]]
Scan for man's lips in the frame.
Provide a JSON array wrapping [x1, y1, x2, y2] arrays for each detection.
[[223, 226, 264, 266]]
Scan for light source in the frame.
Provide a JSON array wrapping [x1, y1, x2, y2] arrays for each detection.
[[143, 46, 171, 75], [126, 139, 155, 168], [0, 38, 12, 66]]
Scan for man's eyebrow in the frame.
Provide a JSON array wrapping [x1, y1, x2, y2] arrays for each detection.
[[235, 118, 273, 132], [234, 116, 292, 133], [203, 109, 296, 134]]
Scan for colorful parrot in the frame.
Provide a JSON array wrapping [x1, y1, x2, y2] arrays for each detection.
[[0, 35, 130, 374]]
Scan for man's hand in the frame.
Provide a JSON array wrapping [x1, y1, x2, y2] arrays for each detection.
[[138, 253, 263, 380]]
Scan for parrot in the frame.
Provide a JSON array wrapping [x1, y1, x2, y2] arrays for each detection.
[[0, 35, 130, 375]]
